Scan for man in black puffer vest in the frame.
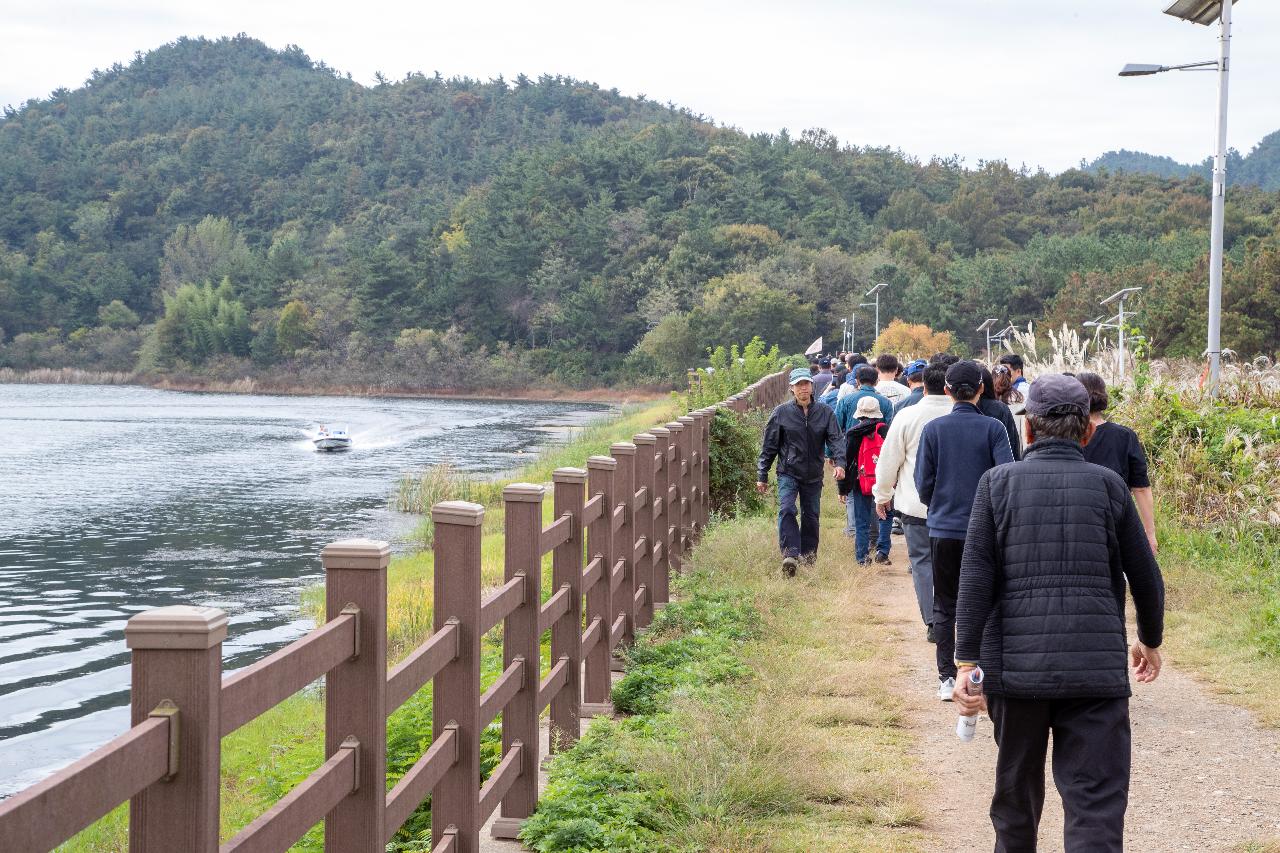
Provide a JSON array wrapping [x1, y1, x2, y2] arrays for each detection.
[[953, 374, 1164, 853]]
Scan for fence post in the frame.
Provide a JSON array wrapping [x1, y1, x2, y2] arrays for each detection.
[[630, 434, 656, 630], [677, 416, 696, 554], [322, 539, 389, 852], [583, 455, 616, 708], [648, 427, 671, 610], [610, 441, 637, 655], [662, 421, 685, 575], [431, 502, 484, 853], [700, 408, 715, 530], [125, 605, 226, 853], [492, 484, 543, 840], [690, 411, 709, 536], [550, 467, 586, 752]]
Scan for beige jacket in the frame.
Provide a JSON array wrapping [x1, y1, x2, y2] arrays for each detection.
[[871, 394, 953, 518]]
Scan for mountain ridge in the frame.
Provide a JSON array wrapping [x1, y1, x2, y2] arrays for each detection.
[[2, 35, 1278, 388]]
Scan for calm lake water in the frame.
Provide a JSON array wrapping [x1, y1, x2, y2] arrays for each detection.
[[0, 383, 608, 796]]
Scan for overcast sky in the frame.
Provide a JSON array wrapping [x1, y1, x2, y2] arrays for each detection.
[[4, 0, 1277, 173]]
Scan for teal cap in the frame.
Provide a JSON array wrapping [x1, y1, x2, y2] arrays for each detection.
[[788, 368, 813, 385]]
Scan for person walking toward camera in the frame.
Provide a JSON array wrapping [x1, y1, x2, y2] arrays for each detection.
[[953, 373, 1164, 852], [915, 360, 1014, 701], [757, 368, 846, 577], [838, 395, 891, 565]]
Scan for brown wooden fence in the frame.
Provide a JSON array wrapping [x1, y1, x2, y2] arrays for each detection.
[[0, 369, 789, 853]]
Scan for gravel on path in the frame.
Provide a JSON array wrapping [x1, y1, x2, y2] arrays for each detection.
[[868, 547, 1280, 852]]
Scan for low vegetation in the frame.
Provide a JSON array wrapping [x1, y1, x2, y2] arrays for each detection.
[[522, 491, 925, 852]]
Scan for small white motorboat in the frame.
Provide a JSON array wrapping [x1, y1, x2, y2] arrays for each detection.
[[313, 424, 352, 452]]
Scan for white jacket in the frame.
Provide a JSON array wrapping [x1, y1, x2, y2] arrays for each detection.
[[872, 394, 953, 519]]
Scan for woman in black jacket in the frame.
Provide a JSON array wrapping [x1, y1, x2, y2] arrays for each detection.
[[979, 366, 1022, 461]]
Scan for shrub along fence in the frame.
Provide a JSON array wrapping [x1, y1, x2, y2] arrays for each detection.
[[0, 370, 788, 853]]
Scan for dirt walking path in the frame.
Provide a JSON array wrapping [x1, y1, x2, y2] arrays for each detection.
[[869, 540, 1280, 852]]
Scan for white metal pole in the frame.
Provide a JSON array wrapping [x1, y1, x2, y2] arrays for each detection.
[[1206, 1, 1232, 396], [1117, 300, 1126, 383], [874, 293, 881, 344]]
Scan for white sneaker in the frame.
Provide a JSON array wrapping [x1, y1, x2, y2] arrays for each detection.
[[938, 677, 955, 702]]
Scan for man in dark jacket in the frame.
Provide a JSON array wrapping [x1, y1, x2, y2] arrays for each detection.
[[953, 374, 1164, 852], [915, 360, 1014, 700], [757, 367, 847, 576]]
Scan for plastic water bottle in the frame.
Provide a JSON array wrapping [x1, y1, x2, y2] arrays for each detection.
[[955, 667, 984, 742]]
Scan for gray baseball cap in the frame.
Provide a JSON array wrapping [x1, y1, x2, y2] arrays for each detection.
[[1024, 373, 1090, 418]]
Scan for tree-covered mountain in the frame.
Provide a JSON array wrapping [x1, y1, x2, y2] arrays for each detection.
[[1086, 130, 1280, 192], [2, 35, 1279, 389]]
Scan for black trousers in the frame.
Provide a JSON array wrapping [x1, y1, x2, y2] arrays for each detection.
[[986, 694, 1131, 853], [930, 536, 965, 681]]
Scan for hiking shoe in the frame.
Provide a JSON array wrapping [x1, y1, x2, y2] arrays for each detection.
[[938, 677, 956, 702], [799, 553, 817, 566], [856, 557, 872, 567], [873, 551, 891, 564], [926, 624, 938, 644], [891, 517, 904, 536], [782, 556, 798, 578]]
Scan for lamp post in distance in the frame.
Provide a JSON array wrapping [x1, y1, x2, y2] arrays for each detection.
[[1100, 286, 1142, 382], [976, 318, 1000, 364], [859, 302, 877, 351], [1120, 0, 1236, 395], [864, 282, 889, 347]]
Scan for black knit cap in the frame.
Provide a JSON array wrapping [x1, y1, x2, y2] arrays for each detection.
[[944, 360, 983, 396]]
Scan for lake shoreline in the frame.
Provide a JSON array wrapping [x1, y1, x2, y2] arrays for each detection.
[[0, 366, 670, 405]]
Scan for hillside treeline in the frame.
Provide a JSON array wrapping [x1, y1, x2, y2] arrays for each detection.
[[2, 35, 1278, 389]]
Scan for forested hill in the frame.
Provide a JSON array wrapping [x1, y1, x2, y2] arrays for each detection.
[[2, 36, 1279, 389], [1085, 130, 1280, 191]]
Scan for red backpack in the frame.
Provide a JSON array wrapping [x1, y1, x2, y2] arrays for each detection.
[[856, 423, 888, 496]]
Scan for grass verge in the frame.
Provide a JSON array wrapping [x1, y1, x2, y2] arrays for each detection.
[[522, 489, 926, 853]]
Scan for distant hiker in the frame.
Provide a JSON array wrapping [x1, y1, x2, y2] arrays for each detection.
[[953, 373, 1164, 853], [757, 368, 846, 577], [1078, 371, 1158, 553], [979, 366, 1023, 462], [837, 353, 869, 400], [993, 363, 1027, 454], [873, 363, 951, 643], [894, 358, 928, 414], [874, 354, 910, 407], [838, 395, 892, 565], [998, 353, 1029, 394], [818, 371, 841, 408], [812, 357, 834, 397], [835, 365, 892, 431], [915, 360, 1014, 701]]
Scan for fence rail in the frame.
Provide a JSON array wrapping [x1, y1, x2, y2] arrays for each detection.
[[0, 369, 788, 853]]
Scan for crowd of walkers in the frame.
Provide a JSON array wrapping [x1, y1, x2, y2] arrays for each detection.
[[756, 350, 1165, 852]]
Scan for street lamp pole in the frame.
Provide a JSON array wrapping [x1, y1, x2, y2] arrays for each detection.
[[1121, 0, 1236, 395], [864, 283, 888, 347], [1100, 287, 1142, 382], [1206, 0, 1233, 396], [976, 318, 999, 364]]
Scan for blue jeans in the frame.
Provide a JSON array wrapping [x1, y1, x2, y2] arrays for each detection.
[[777, 475, 822, 559], [846, 491, 891, 562]]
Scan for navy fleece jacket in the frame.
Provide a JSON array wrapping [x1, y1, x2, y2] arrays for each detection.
[[914, 401, 1014, 539]]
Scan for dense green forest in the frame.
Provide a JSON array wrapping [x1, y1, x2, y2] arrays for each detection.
[[1086, 130, 1280, 191], [2, 35, 1278, 389]]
